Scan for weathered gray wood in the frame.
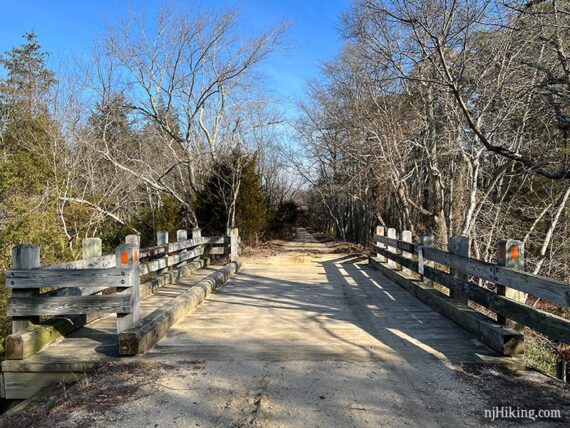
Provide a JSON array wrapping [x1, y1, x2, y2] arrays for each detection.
[[115, 244, 140, 334], [139, 248, 204, 275], [229, 227, 239, 262], [140, 259, 205, 298], [119, 260, 241, 355], [375, 235, 570, 307], [387, 228, 398, 269], [369, 256, 524, 355], [125, 234, 140, 247], [401, 230, 412, 275], [157, 230, 169, 246], [176, 229, 187, 241], [11, 245, 40, 333], [374, 234, 415, 254], [8, 295, 131, 316], [205, 246, 227, 255], [423, 246, 570, 307], [5, 267, 135, 289], [373, 245, 570, 343], [496, 239, 525, 331], [428, 269, 570, 344], [449, 236, 469, 303], [4, 313, 103, 360], [375, 226, 387, 262], [167, 248, 203, 266], [167, 237, 204, 253], [82, 238, 102, 259], [192, 228, 202, 239], [420, 234, 434, 287], [47, 254, 116, 270], [202, 236, 229, 244], [155, 231, 169, 276]]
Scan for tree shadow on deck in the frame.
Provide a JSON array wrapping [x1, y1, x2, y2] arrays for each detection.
[[319, 255, 498, 365]]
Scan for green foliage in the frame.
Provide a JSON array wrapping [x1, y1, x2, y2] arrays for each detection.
[[196, 166, 231, 236], [235, 155, 268, 242], [0, 33, 70, 347], [0, 32, 56, 111], [267, 200, 301, 238], [197, 151, 268, 242], [134, 197, 185, 247], [524, 335, 558, 377]]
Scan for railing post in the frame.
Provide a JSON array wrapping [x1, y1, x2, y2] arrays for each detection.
[[420, 234, 434, 287], [156, 230, 169, 275], [157, 230, 168, 246], [229, 228, 239, 262], [125, 234, 140, 247], [192, 228, 202, 239], [115, 244, 140, 333], [176, 229, 188, 241], [449, 235, 469, 304], [82, 238, 102, 259], [387, 228, 397, 269], [10, 244, 40, 333], [401, 230, 412, 276], [496, 239, 525, 331], [375, 226, 387, 263], [176, 229, 188, 267]]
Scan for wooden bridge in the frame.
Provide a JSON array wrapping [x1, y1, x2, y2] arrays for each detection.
[[1, 227, 569, 422]]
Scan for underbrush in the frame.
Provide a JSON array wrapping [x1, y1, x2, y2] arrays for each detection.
[[524, 333, 558, 377]]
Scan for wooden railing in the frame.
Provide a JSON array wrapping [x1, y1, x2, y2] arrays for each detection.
[[371, 226, 570, 353], [5, 227, 240, 336]]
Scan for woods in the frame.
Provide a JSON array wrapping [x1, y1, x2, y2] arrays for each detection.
[[0, 8, 298, 349], [296, 0, 570, 372], [298, 0, 570, 278], [0, 0, 569, 376]]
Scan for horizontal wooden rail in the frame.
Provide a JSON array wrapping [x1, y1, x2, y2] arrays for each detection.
[[374, 234, 570, 307], [8, 294, 133, 317], [4, 227, 241, 345], [374, 245, 570, 343], [5, 268, 135, 289]]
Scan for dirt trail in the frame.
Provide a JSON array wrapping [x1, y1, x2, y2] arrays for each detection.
[[6, 228, 569, 427]]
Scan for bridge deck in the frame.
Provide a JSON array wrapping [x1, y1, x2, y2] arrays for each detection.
[[7, 230, 566, 427], [146, 230, 497, 364]]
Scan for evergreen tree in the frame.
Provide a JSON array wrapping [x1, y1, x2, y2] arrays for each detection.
[[196, 151, 268, 242]]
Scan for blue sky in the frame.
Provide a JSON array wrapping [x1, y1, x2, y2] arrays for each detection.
[[0, 0, 351, 116]]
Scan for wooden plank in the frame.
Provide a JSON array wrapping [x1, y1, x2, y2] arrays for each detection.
[[119, 260, 241, 355], [369, 256, 523, 355], [139, 245, 168, 260], [4, 313, 103, 360], [167, 248, 204, 267], [47, 254, 115, 269], [167, 237, 204, 252], [422, 267, 570, 344], [423, 247, 570, 307], [139, 258, 168, 275], [374, 235, 415, 253], [373, 246, 570, 343], [202, 236, 229, 245], [3, 372, 80, 400], [11, 245, 41, 333], [8, 295, 131, 316], [115, 245, 140, 334], [5, 267, 134, 289], [374, 235, 570, 307], [205, 246, 226, 255]]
